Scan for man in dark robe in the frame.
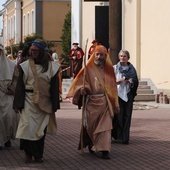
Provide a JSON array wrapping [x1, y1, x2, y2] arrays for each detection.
[[69, 43, 84, 78]]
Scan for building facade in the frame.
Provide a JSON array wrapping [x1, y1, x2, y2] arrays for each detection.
[[0, 0, 71, 56], [72, 0, 170, 92], [1, 0, 170, 91]]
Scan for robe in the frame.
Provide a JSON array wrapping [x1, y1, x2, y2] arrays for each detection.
[[0, 56, 18, 146], [14, 59, 60, 140], [67, 51, 119, 152]]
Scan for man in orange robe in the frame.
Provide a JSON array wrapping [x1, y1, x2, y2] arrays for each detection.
[[67, 45, 119, 159]]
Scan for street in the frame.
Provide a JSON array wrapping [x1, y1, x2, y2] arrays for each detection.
[[0, 101, 170, 170]]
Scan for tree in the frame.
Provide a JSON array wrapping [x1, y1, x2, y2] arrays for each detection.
[[60, 10, 71, 64], [5, 33, 54, 58]]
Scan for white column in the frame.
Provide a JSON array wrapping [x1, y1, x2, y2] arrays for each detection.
[[71, 0, 82, 46], [14, 1, 21, 44]]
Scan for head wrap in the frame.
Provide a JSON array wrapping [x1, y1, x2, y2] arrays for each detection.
[[31, 41, 48, 51], [92, 39, 98, 44], [72, 43, 79, 45], [93, 45, 107, 55], [52, 53, 59, 62], [0, 44, 15, 81]]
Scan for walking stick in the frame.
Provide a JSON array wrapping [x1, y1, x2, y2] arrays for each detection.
[[81, 38, 88, 154]]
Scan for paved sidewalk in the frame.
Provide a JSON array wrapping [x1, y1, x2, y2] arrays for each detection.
[[0, 101, 170, 170]]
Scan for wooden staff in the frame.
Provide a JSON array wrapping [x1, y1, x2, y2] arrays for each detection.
[[81, 38, 88, 154]]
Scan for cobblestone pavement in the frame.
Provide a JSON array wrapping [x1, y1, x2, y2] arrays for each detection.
[[0, 101, 170, 170]]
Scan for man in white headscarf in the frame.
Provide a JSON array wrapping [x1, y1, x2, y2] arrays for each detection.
[[0, 44, 18, 150]]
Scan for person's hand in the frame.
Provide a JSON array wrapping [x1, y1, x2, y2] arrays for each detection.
[[6, 89, 13, 95], [80, 88, 86, 96], [128, 78, 133, 83], [72, 56, 76, 60], [125, 78, 133, 84], [116, 78, 125, 84], [14, 109, 20, 113], [14, 108, 22, 113], [114, 106, 120, 115]]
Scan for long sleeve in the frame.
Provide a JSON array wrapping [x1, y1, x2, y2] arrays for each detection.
[[13, 67, 25, 110], [50, 71, 60, 111]]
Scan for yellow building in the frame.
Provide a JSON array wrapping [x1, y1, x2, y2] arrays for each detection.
[[1, 0, 170, 93], [0, 0, 71, 56], [80, 0, 170, 93]]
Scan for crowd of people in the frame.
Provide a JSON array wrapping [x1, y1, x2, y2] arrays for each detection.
[[0, 39, 138, 162]]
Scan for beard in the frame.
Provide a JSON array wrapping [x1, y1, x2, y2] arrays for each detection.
[[94, 58, 105, 67]]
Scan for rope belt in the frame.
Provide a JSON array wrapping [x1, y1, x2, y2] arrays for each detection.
[[84, 94, 105, 127]]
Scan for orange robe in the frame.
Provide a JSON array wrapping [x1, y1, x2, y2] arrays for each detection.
[[67, 52, 119, 152]]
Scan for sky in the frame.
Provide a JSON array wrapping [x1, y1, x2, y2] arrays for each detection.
[[0, 0, 5, 10]]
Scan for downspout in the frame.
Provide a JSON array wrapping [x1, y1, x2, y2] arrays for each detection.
[[122, 0, 124, 48], [79, 0, 82, 47], [136, 0, 141, 79]]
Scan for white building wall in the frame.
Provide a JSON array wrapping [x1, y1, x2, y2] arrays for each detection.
[[82, 2, 108, 57], [71, 0, 82, 46], [141, 0, 170, 90], [122, 0, 138, 70], [123, 0, 170, 90]]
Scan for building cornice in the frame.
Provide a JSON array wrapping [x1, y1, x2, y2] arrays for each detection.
[[3, 0, 13, 8], [22, 0, 35, 10], [34, 0, 70, 2]]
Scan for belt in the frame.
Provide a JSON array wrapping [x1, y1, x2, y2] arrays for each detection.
[[25, 89, 34, 93]]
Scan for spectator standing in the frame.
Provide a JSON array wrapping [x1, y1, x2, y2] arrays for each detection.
[[112, 50, 139, 144], [15, 50, 23, 66], [88, 39, 98, 59], [69, 43, 84, 78]]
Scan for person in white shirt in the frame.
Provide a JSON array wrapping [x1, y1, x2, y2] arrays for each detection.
[[112, 50, 139, 144]]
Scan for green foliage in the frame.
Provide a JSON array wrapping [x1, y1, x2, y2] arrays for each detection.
[[5, 46, 19, 59], [5, 33, 54, 57], [24, 33, 43, 45], [60, 10, 71, 64]]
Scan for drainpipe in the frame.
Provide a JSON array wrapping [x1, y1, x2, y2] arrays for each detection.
[[136, 0, 141, 79], [79, 0, 82, 47]]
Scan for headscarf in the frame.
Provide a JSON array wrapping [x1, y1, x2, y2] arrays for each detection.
[[52, 53, 59, 63], [31, 41, 48, 51], [67, 45, 119, 108], [0, 45, 15, 80]]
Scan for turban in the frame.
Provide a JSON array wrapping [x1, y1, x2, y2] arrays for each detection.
[[32, 41, 48, 51], [93, 45, 107, 55]]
